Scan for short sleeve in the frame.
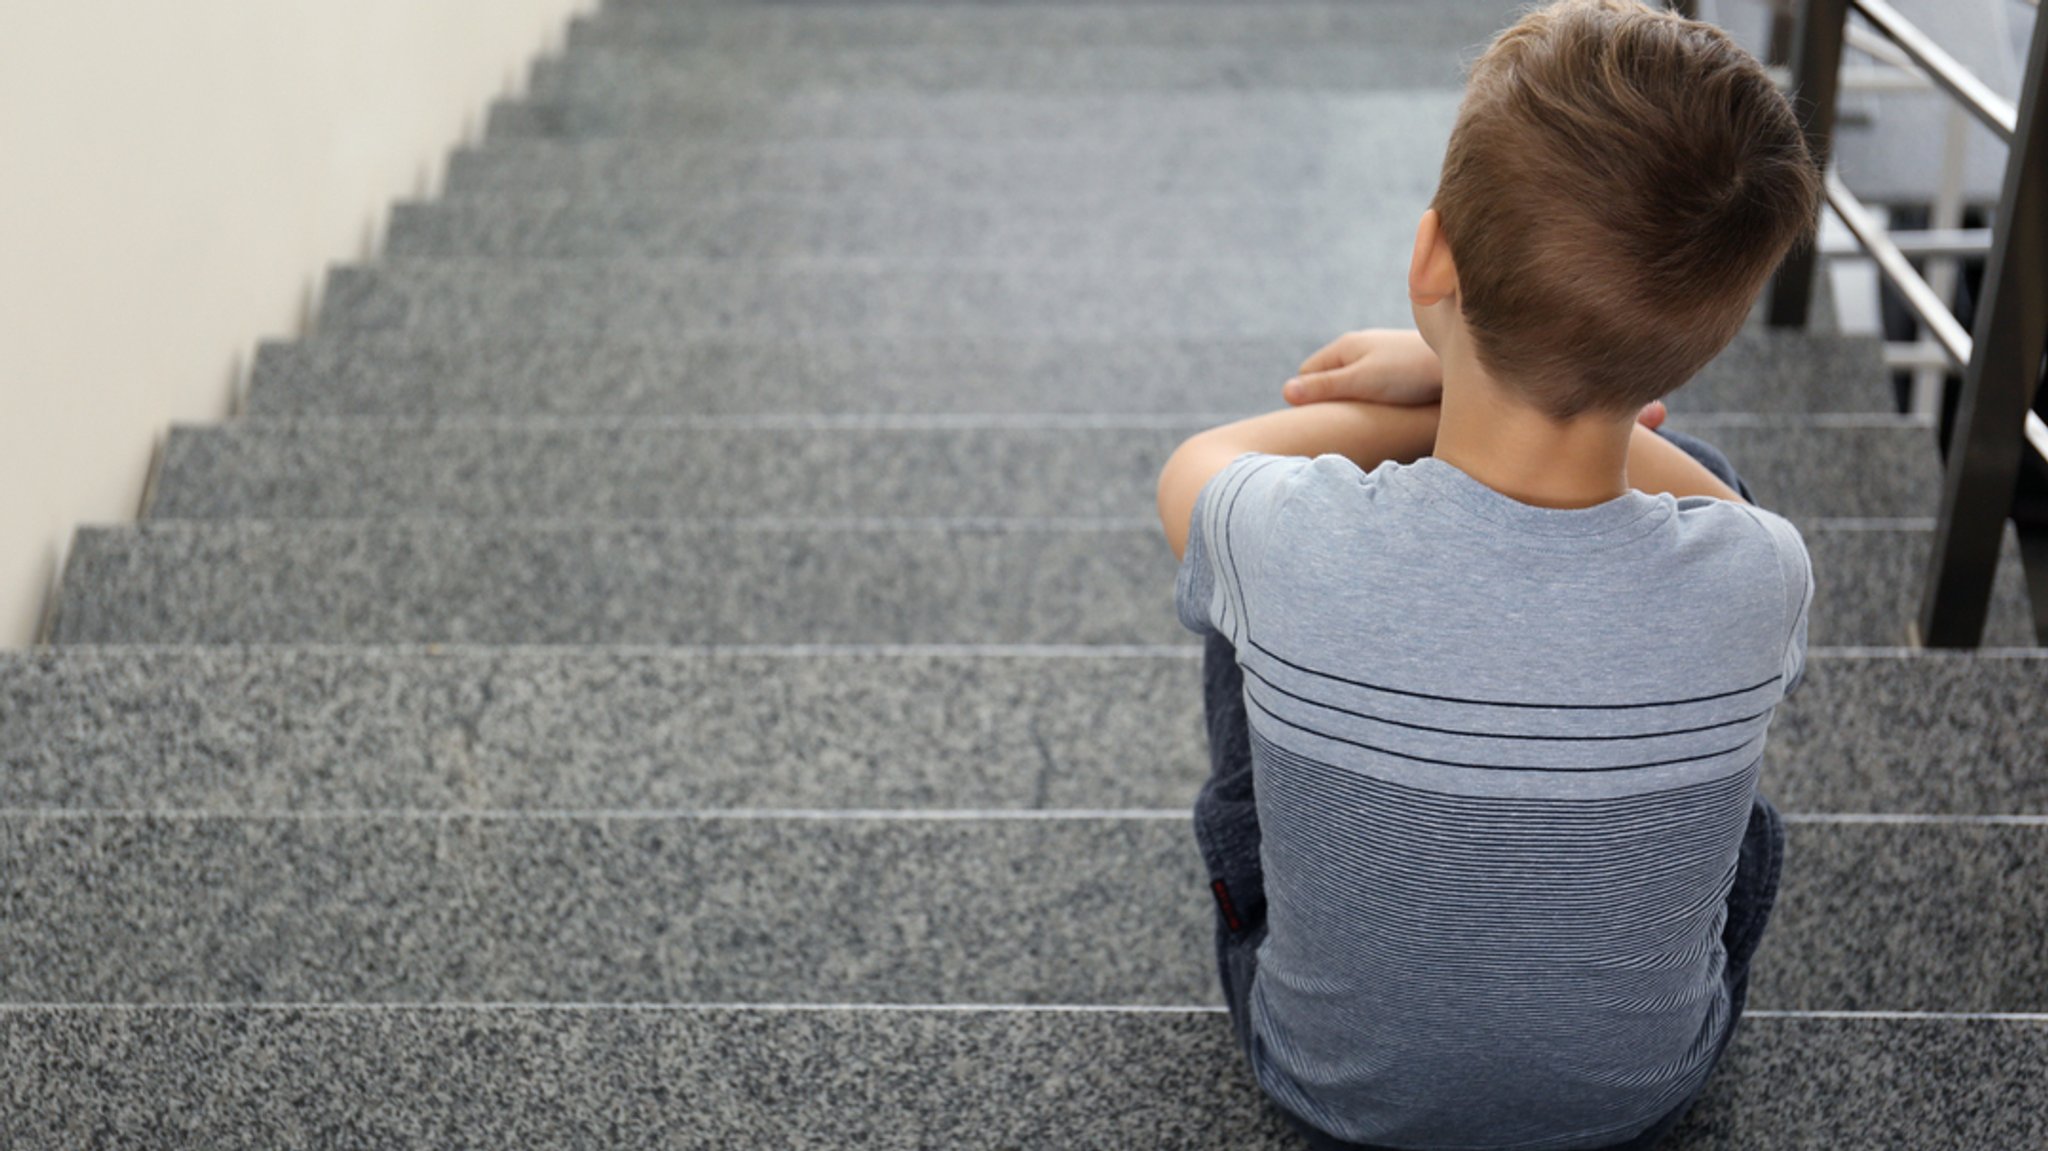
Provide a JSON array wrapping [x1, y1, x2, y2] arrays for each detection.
[[1175, 453, 1313, 643], [1745, 507, 1813, 695]]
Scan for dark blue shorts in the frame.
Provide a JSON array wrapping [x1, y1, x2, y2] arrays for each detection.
[[1195, 431, 1784, 1151]]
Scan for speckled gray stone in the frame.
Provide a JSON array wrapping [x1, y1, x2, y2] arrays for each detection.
[[439, 132, 1457, 201], [6, 649, 2045, 816], [524, 46, 1485, 97], [1806, 525, 2035, 647], [246, 329, 1895, 418], [1767, 651, 2048, 813], [50, 521, 1178, 646], [152, 422, 1186, 521], [3, 814, 2042, 1010], [1661, 330, 1889, 415], [0, 814, 1208, 1004], [479, 90, 1539, 142], [44, 521, 2034, 648], [1759, 820, 2048, 1012], [384, 194, 1445, 261], [567, 2, 1524, 52], [0, 648, 1189, 812], [9, 1009, 2036, 1150], [145, 417, 1939, 523], [315, 258, 1414, 339]]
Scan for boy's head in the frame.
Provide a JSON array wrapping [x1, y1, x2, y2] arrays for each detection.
[[1422, 0, 1821, 419]]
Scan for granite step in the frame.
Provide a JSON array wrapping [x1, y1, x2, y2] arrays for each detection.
[[246, 330, 1896, 418], [313, 257, 1850, 344], [5, 648, 2044, 816], [480, 90, 1533, 142], [383, 194, 1450, 260], [146, 417, 1939, 523], [518, 45, 1482, 98], [565, 2, 1522, 52], [438, 133, 1458, 201], [4, 811, 2042, 1011], [4, 1008, 2039, 1150], [45, 521, 2036, 647], [311, 258, 1561, 339]]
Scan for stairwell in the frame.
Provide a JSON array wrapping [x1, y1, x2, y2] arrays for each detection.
[[5, 1, 2046, 1147]]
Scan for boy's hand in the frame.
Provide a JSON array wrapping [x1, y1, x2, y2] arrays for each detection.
[[1284, 329, 1444, 407]]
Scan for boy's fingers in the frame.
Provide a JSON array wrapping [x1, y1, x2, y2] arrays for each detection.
[[1295, 350, 1335, 374], [1283, 368, 1355, 404], [1296, 338, 1355, 374]]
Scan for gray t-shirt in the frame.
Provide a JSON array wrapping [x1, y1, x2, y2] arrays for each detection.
[[1177, 452, 1811, 1150]]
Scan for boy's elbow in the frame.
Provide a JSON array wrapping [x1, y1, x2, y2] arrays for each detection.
[[1157, 433, 1222, 560]]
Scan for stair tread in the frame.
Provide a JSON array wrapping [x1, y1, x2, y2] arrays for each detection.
[[440, 132, 1465, 198], [6, 648, 2044, 815], [481, 89, 1555, 141], [149, 418, 1939, 522], [46, 521, 2038, 648], [385, 194, 1461, 260], [567, 2, 1525, 51], [5, 1008, 2041, 1150], [320, 257, 1417, 337], [520, 44, 1496, 95], [4, 813, 2042, 1011], [247, 330, 1896, 417]]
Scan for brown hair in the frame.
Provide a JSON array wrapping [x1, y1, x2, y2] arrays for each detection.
[[1432, 0, 1822, 418]]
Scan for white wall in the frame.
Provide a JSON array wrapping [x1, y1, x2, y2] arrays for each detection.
[[0, 0, 594, 647]]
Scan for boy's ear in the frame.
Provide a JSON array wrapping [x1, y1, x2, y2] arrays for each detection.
[[1408, 209, 1459, 306]]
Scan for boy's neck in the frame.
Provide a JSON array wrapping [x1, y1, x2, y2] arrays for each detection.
[[1431, 359, 1637, 511]]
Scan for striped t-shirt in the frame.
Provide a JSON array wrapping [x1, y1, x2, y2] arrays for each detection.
[[1176, 453, 1811, 1150]]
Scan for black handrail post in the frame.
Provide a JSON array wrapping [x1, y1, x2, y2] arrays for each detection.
[[1917, 10, 2048, 647], [1764, 0, 1850, 328], [1766, 0, 1798, 68]]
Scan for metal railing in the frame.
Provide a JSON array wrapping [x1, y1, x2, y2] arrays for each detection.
[[1764, 0, 2048, 648]]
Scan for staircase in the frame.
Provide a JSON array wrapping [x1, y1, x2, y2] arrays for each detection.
[[7, 1, 2047, 1146]]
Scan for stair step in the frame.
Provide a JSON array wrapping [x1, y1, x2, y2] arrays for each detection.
[[47, 521, 2036, 648], [148, 418, 1938, 522], [314, 258, 1855, 344], [519, 45, 1482, 98], [4, 812, 2041, 1010], [385, 193, 1451, 260], [439, 134, 1459, 200], [565, 2, 1523, 51], [321, 257, 1625, 339], [247, 330, 1896, 418], [5, 649, 2044, 816], [4, 1008, 2039, 1149], [481, 90, 1536, 142]]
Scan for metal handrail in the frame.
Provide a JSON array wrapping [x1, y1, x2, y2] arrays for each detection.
[[1821, 171, 1974, 363], [1822, 226, 1992, 258], [1851, 0, 2017, 140], [1823, 169, 2048, 466], [1764, 0, 2048, 647]]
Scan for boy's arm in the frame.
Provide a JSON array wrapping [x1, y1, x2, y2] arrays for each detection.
[[1627, 424, 1747, 504], [1156, 401, 1442, 560], [1290, 328, 1746, 504]]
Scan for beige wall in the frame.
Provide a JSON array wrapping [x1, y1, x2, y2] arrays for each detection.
[[0, 0, 594, 647]]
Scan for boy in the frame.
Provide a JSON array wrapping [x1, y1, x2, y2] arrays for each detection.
[[1155, 3, 1821, 1148]]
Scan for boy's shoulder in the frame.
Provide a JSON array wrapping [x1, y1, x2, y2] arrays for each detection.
[[1179, 451, 1811, 677], [1200, 449, 1804, 559]]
